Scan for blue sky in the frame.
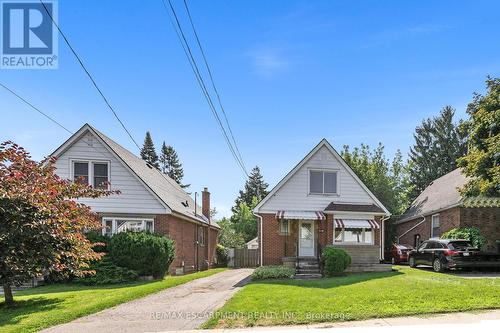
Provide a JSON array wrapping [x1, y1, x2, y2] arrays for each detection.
[[1, 0, 499, 219]]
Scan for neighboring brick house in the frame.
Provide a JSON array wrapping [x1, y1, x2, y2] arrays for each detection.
[[254, 139, 391, 273], [395, 168, 500, 252], [50, 124, 219, 275]]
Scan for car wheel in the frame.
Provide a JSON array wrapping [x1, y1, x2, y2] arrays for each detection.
[[409, 257, 416, 268], [433, 258, 445, 272]]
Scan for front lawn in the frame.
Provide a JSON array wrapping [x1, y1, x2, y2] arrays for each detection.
[[204, 266, 500, 328], [0, 268, 226, 333]]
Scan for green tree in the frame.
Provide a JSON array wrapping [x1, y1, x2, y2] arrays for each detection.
[[232, 166, 268, 214], [0, 141, 114, 305], [231, 197, 260, 243], [159, 142, 188, 188], [140, 132, 159, 169], [217, 217, 246, 248], [458, 77, 500, 197], [408, 106, 467, 201]]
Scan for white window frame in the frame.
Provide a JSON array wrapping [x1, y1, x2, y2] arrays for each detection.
[[431, 214, 440, 238], [308, 169, 339, 196], [70, 159, 111, 190], [333, 227, 374, 245], [279, 219, 290, 235], [101, 217, 154, 236]]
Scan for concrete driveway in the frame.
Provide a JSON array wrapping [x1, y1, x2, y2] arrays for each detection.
[[41, 268, 253, 333]]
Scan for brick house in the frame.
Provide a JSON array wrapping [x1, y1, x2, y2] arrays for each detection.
[[395, 168, 500, 252], [254, 139, 391, 273], [50, 124, 219, 275]]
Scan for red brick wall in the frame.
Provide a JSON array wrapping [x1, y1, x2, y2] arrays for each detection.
[[395, 207, 461, 246], [460, 207, 500, 251], [155, 214, 218, 275]]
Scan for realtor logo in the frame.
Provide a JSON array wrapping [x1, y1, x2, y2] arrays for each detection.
[[1, 0, 58, 69]]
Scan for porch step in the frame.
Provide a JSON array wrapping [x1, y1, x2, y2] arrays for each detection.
[[294, 273, 322, 280], [296, 268, 321, 274], [345, 263, 393, 273]]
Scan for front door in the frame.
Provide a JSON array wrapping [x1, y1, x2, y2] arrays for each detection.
[[299, 220, 315, 257]]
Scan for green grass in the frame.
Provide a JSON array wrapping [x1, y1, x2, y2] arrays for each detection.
[[0, 268, 226, 333], [203, 266, 500, 328]]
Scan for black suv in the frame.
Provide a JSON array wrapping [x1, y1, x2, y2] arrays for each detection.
[[408, 239, 500, 272]]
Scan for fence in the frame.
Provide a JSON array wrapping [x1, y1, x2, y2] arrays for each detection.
[[228, 248, 260, 268]]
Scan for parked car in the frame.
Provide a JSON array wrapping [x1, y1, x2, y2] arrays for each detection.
[[408, 239, 500, 272], [386, 244, 413, 264]]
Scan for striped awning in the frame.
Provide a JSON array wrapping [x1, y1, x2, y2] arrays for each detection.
[[334, 219, 379, 229], [276, 210, 326, 220]]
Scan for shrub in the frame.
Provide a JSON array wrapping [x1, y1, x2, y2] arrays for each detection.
[[252, 265, 295, 280], [322, 247, 351, 277], [441, 227, 486, 249], [85, 231, 111, 253], [109, 231, 175, 278], [216, 244, 228, 267], [75, 256, 138, 285]]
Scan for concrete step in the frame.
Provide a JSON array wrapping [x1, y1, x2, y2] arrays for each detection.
[[296, 268, 321, 274], [293, 273, 322, 279]]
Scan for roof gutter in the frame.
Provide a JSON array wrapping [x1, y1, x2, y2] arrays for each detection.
[[396, 202, 462, 224], [397, 215, 426, 244]]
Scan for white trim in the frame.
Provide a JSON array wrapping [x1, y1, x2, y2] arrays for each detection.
[[102, 216, 154, 236], [307, 168, 340, 196], [431, 213, 440, 238], [298, 220, 315, 256], [50, 124, 171, 214], [70, 159, 111, 190], [253, 212, 264, 266], [254, 139, 390, 215], [333, 226, 374, 245]]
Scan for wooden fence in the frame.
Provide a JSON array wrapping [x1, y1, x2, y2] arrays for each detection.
[[231, 248, 260, 268]]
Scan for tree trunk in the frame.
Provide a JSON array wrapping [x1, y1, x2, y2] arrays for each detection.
[[3, 284, 14, 305]]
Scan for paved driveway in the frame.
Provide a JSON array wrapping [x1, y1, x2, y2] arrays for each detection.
[[41, 268, 253, 333]]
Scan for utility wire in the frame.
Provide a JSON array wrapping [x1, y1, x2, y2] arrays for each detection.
[[160, 0, 248, 177], [182, 0, 246, 172], [0, 83, 72, 135], [39, 0, 141, 151]]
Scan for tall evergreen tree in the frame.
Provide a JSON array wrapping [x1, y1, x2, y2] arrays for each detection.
[[159, 141, 188, 188], [232, 166, 269, 214], [458, 77, 500, 197], [140, 132, 159, 169], [408, 106, 467, 201]]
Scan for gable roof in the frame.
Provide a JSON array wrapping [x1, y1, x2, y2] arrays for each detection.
[[396, 168, 467, 224], [254, 139, 390, 215], [51, 124, 218, 228]]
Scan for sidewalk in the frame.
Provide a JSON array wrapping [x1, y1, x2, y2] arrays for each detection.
[[162, 309, 500, 333]]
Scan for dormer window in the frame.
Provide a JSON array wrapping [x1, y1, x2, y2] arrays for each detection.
[[72, 160, 109, 189], [309, 170, 338, 195]]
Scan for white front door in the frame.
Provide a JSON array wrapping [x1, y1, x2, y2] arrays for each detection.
[[299, 220, 315, 257]]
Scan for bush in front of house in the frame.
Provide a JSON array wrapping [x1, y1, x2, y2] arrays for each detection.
[[441, 227, 486, 249], [216, 244, 229, 267], [109, 231, 175, 278], [322, 247, 351, 277], [252, 265, 295, 280], [75, 256, 139, 285], [85, 231, 111, 253]]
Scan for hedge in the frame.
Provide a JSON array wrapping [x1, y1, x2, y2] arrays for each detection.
[[252, 265, 295, 280], [322, 247, 351, 277]]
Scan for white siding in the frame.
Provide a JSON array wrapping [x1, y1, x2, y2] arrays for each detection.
[[54, 131, 166, 214], [260, 146, 375, 211]]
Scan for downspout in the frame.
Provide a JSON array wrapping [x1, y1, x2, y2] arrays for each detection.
[[397, 215, 426, 244], [194, 192, 198, 271], [380, 215, 390, 261], [253, 212, 263, 266]]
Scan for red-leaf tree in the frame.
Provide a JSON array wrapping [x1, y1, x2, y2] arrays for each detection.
[[0, 141, 116, 305]]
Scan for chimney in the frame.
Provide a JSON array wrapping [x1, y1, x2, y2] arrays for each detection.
[[202, 187, 210, 220]]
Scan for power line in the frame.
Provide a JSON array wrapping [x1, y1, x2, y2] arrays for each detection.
[[0, 83, 72, 135], [182, 0, 246, 172], [39, 0, 141, 151], [160, 0, 248, 177]]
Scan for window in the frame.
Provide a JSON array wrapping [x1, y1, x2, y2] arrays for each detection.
[[334, 227, 373, 244], [73, 162, 89, 185], [93, 163, 109, 189], [309, 170, 337, 194], [431, 214, 440, 238], [198, 227, 205, 245], [101, 217, 154, 236], [72, 160, 109, 189], [279, 219, 290, 235]]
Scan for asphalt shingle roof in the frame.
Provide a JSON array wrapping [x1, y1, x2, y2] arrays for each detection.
[[89, 125, 218, 228]]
